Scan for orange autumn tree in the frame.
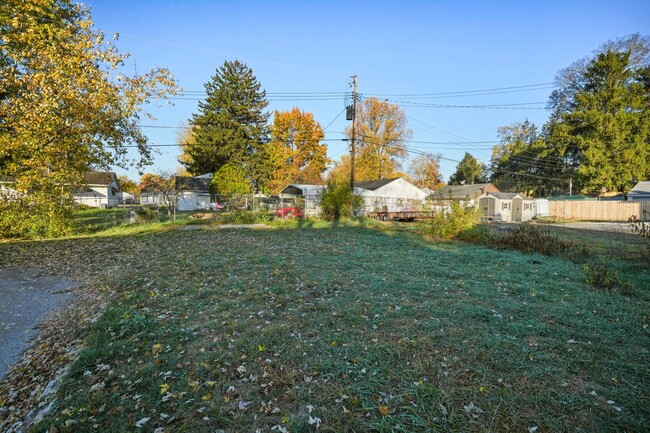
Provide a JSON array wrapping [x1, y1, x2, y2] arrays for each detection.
[[345, 97, 412, 181], [266, 108, 330, 194]]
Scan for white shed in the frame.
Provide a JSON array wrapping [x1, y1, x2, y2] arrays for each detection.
[[279, 184, 325, 217], [175, 174, 212, 211], [533, 199, 550, 218], [478, 192, 535, 222], [354, 177, 427, 214]]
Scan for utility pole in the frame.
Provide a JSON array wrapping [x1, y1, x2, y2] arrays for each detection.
[[349, 74, 357, 215], [569, 177, 573, 196]]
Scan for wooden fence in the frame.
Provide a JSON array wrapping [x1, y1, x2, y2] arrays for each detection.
[[549, 200, 650, 221]]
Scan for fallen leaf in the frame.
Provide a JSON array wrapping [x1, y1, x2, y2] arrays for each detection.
[[135, 417, 150, 428]]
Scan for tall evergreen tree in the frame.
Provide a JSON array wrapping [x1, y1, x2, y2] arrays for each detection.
[[182, 60, 270, 186], [548, 50, 650, 193], [449, 152, 487, 185], [490, 120, 564, 196]]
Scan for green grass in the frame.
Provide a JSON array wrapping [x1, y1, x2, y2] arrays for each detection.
[[73, 207, 200, 234], [0, 221, 648, 432]]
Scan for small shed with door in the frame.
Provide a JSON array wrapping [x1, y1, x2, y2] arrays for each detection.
[[478, 192, 535, 222], [279, 184, 325, 217]]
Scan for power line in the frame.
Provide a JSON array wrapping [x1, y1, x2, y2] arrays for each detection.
[[386, 99, 549, 109], [366, 82, 555, 97], [176, 82, 556, 99], [322, 108, 346, 132], [137, 124, 499, 145]]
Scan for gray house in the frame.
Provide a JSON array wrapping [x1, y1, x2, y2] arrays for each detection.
[[627, 181, 650, 201]]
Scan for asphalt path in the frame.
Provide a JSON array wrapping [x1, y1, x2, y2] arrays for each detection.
[[0, 269, 75, 379]]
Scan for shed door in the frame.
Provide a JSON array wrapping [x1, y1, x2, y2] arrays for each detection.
[[478, 197, 490, 216], [512, 197, 523, 222]]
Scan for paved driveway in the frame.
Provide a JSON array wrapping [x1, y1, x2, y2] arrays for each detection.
[[0, 269, 76, 379]]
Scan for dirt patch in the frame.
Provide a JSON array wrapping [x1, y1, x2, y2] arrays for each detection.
[[187, 212, 220, 220]]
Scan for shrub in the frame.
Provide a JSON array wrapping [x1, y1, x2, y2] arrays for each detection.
[[135, 206, 159, 223], [456, 224, 493, 244], [221, 210, 270, 224], [420, 202, 481, 239], [583, 262, 631, 292], [489, 225, 590, 260], [320, 182, 362, 220], [0, 195, 74, 239], [210, 163, 251, 195]]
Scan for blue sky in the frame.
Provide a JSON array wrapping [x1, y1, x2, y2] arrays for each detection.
[[87, 0, 650, 182]]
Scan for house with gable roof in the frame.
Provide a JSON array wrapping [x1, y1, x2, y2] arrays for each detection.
[[176, 173, 212, 211], [73, 171, 121, 208], [354, 177, 427, 214], [428, 183, 500, 205]]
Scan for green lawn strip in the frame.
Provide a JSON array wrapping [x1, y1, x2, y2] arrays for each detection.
[[2, 226, 643, 432], [72, 208, 203, 235]]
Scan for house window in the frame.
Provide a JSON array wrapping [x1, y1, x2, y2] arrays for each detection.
[[502, 202, 509, 210], [524, 203, 530, 210]]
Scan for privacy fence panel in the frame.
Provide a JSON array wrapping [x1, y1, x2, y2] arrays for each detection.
[[549, 201, 650, 221]]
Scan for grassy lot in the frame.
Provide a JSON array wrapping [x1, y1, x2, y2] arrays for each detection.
[[73, 207, 200, 233], [0, 220, 648, 432]]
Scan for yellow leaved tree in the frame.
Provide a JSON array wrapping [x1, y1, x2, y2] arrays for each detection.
[[0, 0, 179, 237], [265, 108, 329, 194], [341, 97, 411, 182]]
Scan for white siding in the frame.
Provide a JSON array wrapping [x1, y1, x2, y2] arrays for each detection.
[[74, 186, 120, 208], [356, 178, 427, 214], [177, 192, 210, 211]]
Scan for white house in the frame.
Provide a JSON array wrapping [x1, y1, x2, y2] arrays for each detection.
[[117, 191, 135, 205], [73, 171, 120, 208], [176, 174, 212, 211], [279, 184, 326, 217], [477, 192, 536, 222], [627, 181, 650, 201], [140, 191, 164, 206], [354, 177, 427, 214]]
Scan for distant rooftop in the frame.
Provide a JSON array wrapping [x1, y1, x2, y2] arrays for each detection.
[[355, 178, 400, 191], [628, 181, 650, 196], [84, 171, 117, 185], [429, 183, 498, 200]]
